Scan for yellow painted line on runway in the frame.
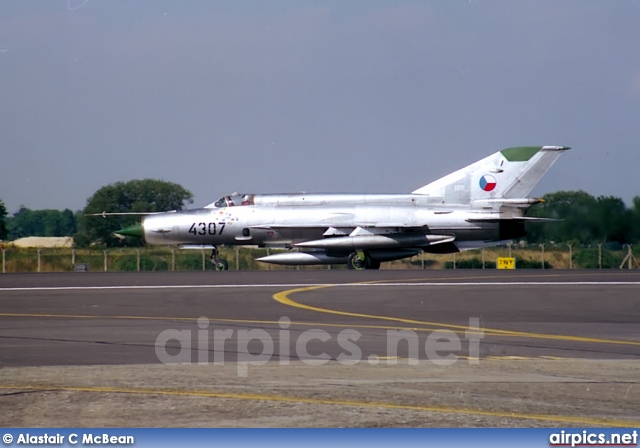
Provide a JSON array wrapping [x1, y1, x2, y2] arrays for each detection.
[[0, 311, 610, 343], [371, 355, 566, 362], [0, 311, 453, 335], [0, 311, 289, 324], [272, 285, 640, 347], [0, 312, 521, 338], [0, 384, 637, 427], [486, 355, 530, 360], [0, 312, 195, 322]]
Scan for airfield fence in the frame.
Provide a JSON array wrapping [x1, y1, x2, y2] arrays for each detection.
[[0, 244, 638, 273]]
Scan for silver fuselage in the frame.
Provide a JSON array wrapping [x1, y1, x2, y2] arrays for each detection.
[[141, 193, 522, 251]]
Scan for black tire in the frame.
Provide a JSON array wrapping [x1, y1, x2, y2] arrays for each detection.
[[214, 260, 229, 271], [347, 252, 370, 270]]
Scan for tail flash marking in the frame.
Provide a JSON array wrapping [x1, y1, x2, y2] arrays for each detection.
[[412, 146, 569, 205]]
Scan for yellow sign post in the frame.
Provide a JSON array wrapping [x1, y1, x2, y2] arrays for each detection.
[[497, 257, 515, 269]]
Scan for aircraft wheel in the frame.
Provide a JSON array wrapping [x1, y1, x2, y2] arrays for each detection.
[[214, 260, 229, 271], [368, 260, 381, 270], [347, 252, 370, 270]]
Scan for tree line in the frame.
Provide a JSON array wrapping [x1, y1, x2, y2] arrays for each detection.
[[0, 183, 639, 247], [525, 191, 640, 246], [0, 179, 192, 246], [3, 208, 78, 240]]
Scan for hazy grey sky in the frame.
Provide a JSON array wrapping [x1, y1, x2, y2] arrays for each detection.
[[1, 1, 639, 213]]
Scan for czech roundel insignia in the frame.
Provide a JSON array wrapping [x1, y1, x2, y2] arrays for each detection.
[[479, 174, 497, 192]]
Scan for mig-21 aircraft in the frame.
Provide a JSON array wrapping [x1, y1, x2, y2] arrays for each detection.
[[112, 146, 569, 270]]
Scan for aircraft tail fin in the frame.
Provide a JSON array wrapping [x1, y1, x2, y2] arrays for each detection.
[[411, 146, 570, 205]]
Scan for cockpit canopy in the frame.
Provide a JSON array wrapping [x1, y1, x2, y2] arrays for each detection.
[[207, 193, 255, 208]]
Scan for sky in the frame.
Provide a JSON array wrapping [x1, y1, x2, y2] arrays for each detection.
[[1, 0, 639, 213]]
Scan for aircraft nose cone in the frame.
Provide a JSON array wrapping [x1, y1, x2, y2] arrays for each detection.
[[116, 223, 143, 238]]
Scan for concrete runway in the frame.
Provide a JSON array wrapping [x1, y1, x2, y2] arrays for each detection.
[[1, 270, 639, 367]]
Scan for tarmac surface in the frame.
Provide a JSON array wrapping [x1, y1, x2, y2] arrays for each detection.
[[1, 270, 639, 367], [1, 270, 639, 427]]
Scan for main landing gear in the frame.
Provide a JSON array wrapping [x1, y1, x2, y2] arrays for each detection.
[[347, 251, 380, 270], [210, 246, 229, 271]]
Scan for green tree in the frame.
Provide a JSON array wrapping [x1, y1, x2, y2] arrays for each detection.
[[591, 196, 631, 244], [525, 190, 599, 243], [6, 208, 78, 239], [526, 191, 634, 244], [631, 196, 640, 243], [0, 198, 7, 241], [77, 179, 193, 247]]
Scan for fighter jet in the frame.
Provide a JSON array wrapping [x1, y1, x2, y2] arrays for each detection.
[[114, 146, 569, 270]]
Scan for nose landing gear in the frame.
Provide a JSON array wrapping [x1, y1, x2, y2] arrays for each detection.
[[210, 246, 229, 271]]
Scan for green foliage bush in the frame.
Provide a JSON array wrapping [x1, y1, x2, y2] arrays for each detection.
[[0, 198, 7, 240], [444, 258, 497, 269], [445, 256, 552, 269], [409, 258, 437, 268], [111, 255, 169, 271], [572, 248, 623, 269], [514, 257, 553, 269]]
